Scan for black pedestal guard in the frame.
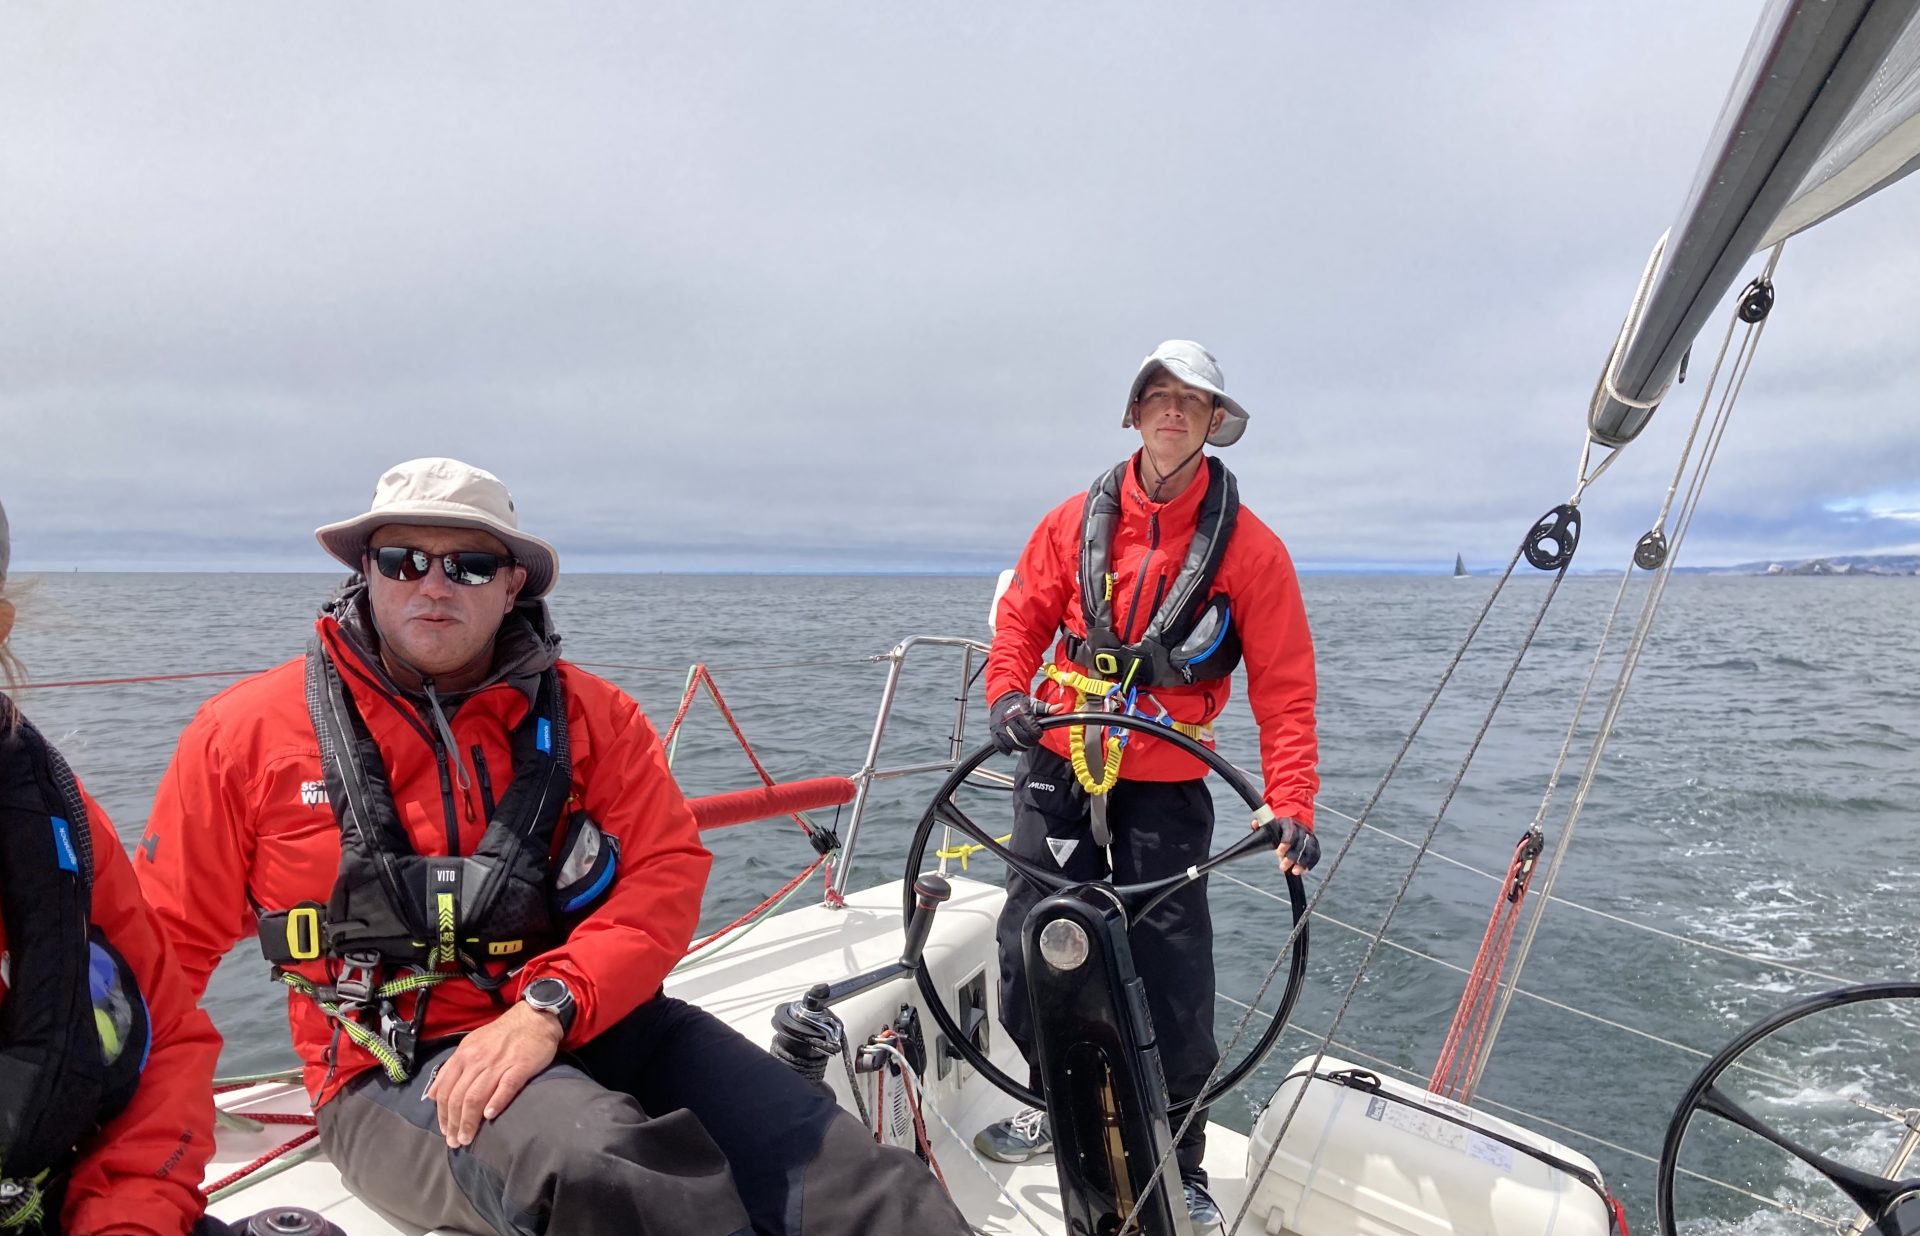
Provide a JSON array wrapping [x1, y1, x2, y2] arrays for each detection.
[[906, 713, 1313, 1228], [1025, 883, 1189, 1236], [1658, 981, 1920, 1236]]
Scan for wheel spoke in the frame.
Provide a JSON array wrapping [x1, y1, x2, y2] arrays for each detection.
[[932, 795, 992, 846], [1700, 1084, 1912, 1219]]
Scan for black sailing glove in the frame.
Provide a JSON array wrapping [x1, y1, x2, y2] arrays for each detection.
[[988, 692, 1052, 755], [1273, 816, 1321, 875]]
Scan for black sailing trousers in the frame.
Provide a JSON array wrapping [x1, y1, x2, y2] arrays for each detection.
[[316, 994, 968, 1236], [994, 746, 1220, 1182]]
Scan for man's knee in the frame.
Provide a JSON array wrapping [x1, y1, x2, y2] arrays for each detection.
[[796, 1109, 970, 1235]]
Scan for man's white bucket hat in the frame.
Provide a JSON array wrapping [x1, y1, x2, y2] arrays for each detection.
[[1122, 339, 1249, 447], [315, 458, 559, 598]]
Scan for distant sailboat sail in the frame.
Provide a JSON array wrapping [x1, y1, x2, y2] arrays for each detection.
[[1453, 554, 1468, 578], [1587, 0, 1920, 448]]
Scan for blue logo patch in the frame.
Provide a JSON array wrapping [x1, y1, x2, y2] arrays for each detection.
[[536, 718, 553, 754], [51, 816, 79, 873]]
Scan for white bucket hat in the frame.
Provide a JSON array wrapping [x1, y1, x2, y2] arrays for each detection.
[[315, 458, 559, 598], [1122, 339, 1249, 447]]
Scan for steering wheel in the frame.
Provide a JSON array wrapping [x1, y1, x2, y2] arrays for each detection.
[[903, 710, 1310, 1114], [1657, 981, 1920, 1236]]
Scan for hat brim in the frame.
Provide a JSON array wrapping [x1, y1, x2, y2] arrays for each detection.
[[315, 505, 559, 599], [1122, 359, 1249, 447]]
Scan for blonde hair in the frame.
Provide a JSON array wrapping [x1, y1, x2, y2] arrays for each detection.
[[0, 576, 24, 710]]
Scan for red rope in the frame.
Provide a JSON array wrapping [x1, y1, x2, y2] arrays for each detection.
[[207, 1122, 319, 1194], [663, 663, 845, 912], [688, 853, 829, 951], [1429, 830, 1543, 1099], [872, 1029, 947, 1189], [12, 668, 260, 691]]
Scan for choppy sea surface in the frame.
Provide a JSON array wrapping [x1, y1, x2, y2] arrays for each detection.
[[11, 572, 1917, 1231]]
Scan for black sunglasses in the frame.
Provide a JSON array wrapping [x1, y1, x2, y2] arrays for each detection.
[[370, 546, 514, 587]]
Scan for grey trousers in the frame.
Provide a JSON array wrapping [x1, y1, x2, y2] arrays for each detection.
[[316, 995, 969, 1236]]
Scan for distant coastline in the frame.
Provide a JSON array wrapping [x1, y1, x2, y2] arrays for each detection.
[[1669, 552, 1920, 577]]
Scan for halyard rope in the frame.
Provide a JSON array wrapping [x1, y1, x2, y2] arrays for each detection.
[[1470, 243, 1787, 1094], [1215, 554, 1574, 1236]]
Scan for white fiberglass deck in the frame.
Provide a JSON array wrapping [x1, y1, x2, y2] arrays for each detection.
[[206, 876, 1249, 1235]]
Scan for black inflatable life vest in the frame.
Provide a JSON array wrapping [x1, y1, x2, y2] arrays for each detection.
[[0, 710, 150, 1222], [257, 640, 616, 982], [1063, 456, 1243, 690]]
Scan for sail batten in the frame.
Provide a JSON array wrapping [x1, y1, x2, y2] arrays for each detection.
[[1587, 0, 1920, 450]]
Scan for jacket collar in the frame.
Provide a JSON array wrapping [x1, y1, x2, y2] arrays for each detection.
[[1122, 449, 1213, 524]]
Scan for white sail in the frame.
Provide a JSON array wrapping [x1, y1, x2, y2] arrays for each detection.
[[1765, 10, 1920, 245]]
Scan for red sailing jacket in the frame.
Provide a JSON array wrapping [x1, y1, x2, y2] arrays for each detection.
[[0, 781, 221, 1236], [986, 452, 1319, 826], [136, 613, 712, 1110]]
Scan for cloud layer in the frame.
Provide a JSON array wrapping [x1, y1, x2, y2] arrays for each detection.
[[4, 2, 1916, 574]]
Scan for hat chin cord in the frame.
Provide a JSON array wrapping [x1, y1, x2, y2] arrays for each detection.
[[1143, 441, 1209, 503]]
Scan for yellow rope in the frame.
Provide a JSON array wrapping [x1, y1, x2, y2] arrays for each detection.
[[1040, 663, 1217, 795], [0, 1168, 48, 1229], [934, 834, 1012, 869], [1043, 664, 1125, 795]]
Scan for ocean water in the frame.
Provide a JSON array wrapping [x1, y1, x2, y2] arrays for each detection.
[[10, 571, 1917, 1229]]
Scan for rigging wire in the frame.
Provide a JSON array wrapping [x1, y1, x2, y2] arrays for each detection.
[[1215, 998, 1858, 1234], [1317, 805, 1858, 986], [1111, 517, 1579, 1234], [1469, 244, 1787, 1094], [1213, 555, 1575, 1236], [1217, 872, 1907, 1123]]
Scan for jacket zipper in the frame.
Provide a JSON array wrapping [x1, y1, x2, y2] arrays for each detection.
[[429, 731, 461, 855], [1119, 511, 1160, 645], [473, 745, 497, 822]]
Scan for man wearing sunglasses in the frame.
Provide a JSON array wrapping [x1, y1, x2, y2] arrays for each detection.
[[136, 457, 966, 1236]]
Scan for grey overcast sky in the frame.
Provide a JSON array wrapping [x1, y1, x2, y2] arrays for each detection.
[[2, 2, 1916, 574]]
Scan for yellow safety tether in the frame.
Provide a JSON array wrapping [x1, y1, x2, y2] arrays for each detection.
[[1043, 664, 1127, 796], [1041, 663, 1218, 796]]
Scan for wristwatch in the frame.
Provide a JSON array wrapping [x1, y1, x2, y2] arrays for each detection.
[[522, 976, 576, 1035]]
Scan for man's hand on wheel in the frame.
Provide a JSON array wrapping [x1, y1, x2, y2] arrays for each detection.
[[989, 692, 1052, 754], [1263, 815, 1319, 877]]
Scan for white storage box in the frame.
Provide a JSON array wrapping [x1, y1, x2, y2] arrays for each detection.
[[1243, 1056, 1616, 1236]]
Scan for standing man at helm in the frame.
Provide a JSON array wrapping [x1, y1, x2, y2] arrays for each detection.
[[136, 459, 968, 1236], [973, 341, 1320, 1231]]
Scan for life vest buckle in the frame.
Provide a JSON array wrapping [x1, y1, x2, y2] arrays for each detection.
[[335, 950, 380, 1007]]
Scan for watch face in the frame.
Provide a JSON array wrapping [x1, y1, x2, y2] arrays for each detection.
[[527, 977, 568, 1006]]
